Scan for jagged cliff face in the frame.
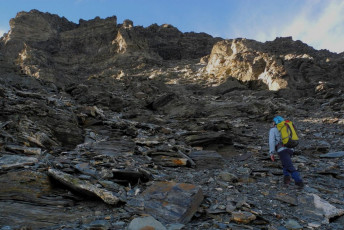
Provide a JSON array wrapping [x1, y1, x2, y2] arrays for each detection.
[[0, 10, 220, 87], [1, 10, 343, 92]]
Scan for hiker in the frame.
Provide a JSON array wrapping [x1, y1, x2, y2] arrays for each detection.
[[269, 116, 304, 188]]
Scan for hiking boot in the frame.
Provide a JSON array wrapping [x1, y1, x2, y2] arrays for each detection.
[[295, 181, 304, 189], [283, 176, 291, 185]]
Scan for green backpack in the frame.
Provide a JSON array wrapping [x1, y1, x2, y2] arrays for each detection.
[[276, 120, 299, 148]]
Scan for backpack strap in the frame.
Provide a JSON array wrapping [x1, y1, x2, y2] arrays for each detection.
[[285, 123, 293, 138]]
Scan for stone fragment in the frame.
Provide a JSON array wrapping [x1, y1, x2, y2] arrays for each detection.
[[48, 169, 120, 205], [316, 165, 341, 177], [235, 152, 252, 161], [151, 155, 189, 167], [24, 132, 58, 148], [0, 155, 38, 170], [308, 222, 321, 228], [231, 211, 256, 224], [147, 93, 176, 110], [185, 131, 232, 147], [320, 151, 344, 158], [337, 174, 344, 179], [0, 170, 88, 228], [275, 193, 298, 206], [189, 150, 224, 169], [312, 194, 344, 222], [298, 193, 344, 224], [284, 219, 303, 229], [148, 151, 192, 167], [315, 141, 331, 153], [98, 180, 127, 202], [74, 162, 99, 178], [219, 172, 238, 183], [134, 138, 160, 146], [127, 216, 167, 230], [127, 181, 204, 224], [5, 145, 42, 155], [84, 220, 111, 230], [0, 170, 73, 206], [225, 203, 236, 213], [100, 168, 113, 179], [112, 169, 150, 185]]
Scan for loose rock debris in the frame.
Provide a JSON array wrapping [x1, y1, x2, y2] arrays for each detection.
[[0, 9, 344, 230]]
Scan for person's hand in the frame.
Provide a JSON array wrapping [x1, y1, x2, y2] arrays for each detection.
[[270, 154, 275, 161]]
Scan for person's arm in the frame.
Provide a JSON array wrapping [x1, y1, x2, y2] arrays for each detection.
[[269, 128, 276, 161]]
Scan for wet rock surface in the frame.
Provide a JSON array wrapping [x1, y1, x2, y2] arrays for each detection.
[[0, 10, 344, 230]]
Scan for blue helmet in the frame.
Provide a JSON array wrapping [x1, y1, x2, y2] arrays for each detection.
[[273, 116, 284, 125]]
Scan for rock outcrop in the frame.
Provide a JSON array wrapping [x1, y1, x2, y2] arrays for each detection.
[[204, 37, 344, 91], [0, 10, 221, 87]]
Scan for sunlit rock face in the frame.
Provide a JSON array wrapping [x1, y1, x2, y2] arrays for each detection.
[[204, 37, 343, 91], [0, 10, 220, 87], [1, 10, 342, 92]]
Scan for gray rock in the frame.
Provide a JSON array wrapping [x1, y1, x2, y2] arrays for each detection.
[[127, 181, 204, 224], [48, 168, 120, 205], [298, 193, 344, 224], [231, 211, 256, 224], [85, 220, 111, 230], [320, 151, 344, 158], [284, 219, 302, 230], [275, 193, 298, 206], [219, 172, 238, 183], [5, 145, 42, 155], [0, 155, 38, 170], [74, 162, 99, 178], [185, 131, 233, 147], [127, 216, 166, 230], [189, 150, 224, 169]]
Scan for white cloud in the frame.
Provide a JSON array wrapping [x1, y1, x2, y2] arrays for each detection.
[[227, 0, 344, 53], [282, 0, 344, 53], [0, 29, 5, 37]]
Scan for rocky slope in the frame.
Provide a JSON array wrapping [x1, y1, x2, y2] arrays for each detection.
[[0, 10, 344, 230]]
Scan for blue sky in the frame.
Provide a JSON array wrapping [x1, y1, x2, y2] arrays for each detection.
[[1, 0, 343, 53]]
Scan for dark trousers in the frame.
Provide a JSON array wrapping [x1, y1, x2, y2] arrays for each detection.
[[278, 149, 302, 182]]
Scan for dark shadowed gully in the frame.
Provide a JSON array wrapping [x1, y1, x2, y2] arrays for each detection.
[[0, 9, 344, 230]]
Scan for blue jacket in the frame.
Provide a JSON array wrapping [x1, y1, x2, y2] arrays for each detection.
[[269, 127, 288, 155]]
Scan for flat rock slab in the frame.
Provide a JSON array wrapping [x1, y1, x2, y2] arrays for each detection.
[[91, 138, 136, 157], [5, 145, 42, 155], [0, 170, 81, 228], [150, 152, 189, 167], [48, 168, 120, 205], [299, 193, 344, 224], [128, 216, 167, 230], [275, 193, 298, 206], [127, 181, 204, 224], [189, 150, 224, 169], [185, 131, 233, 147], [0, 154, 38, 170], [320, 151, 344, 158]]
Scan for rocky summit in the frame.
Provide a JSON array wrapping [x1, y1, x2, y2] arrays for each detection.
[[0, 9, 344, 230]]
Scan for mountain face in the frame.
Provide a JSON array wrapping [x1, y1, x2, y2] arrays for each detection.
[[1, 10, 221, 86], [0, 10, 344, 230], [1, 10, 344, 91]]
